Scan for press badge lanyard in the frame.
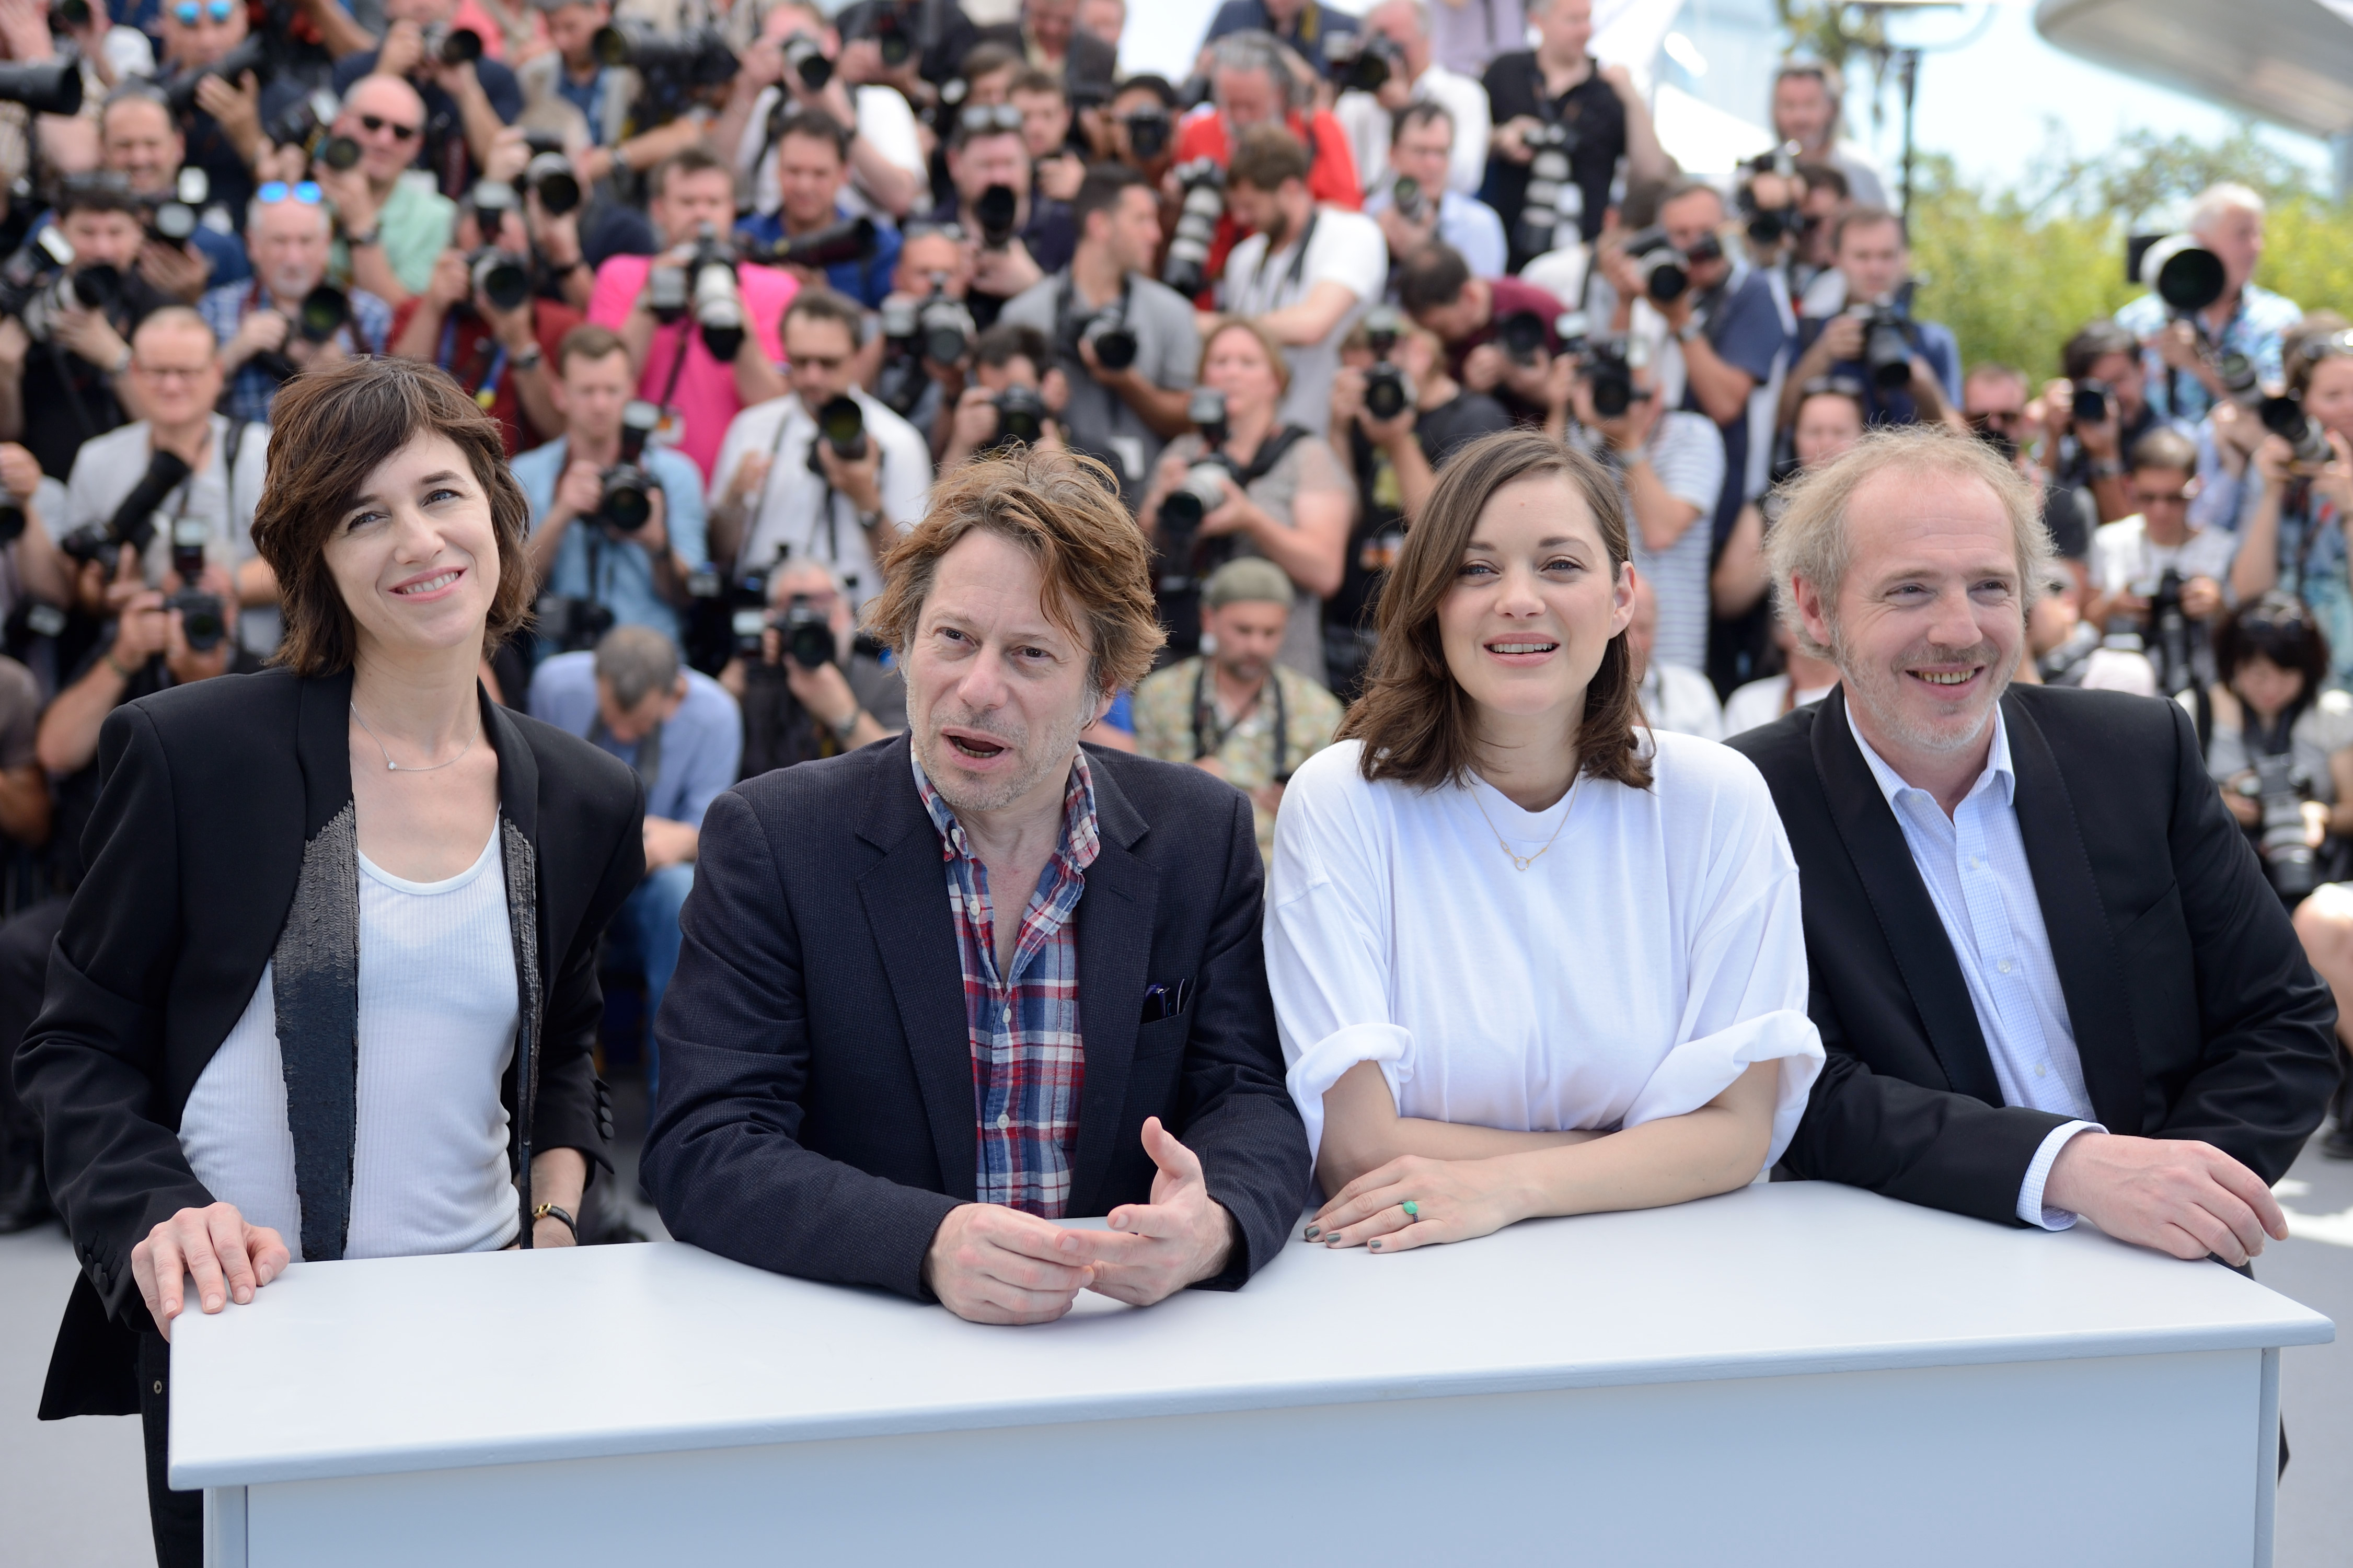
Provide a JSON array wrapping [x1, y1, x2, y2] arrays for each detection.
[[437, 316, 508, 411], [1192, 659, 1288, 780]]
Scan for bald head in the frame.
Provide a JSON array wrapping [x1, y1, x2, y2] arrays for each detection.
[[337, 75, 428, 186]]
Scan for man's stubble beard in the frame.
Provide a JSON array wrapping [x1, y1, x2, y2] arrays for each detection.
[[912, 690, 1095, 818], [1829, 619, 2012, 758]]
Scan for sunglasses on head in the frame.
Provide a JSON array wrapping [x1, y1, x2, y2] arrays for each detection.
[[359, 113, 420, 142], [958, 103, 1022, 137], [172, 0, 236, 23], [256, 180, 322, 206]]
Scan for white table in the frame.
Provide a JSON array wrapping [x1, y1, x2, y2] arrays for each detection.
[[171, 1180, 2333, 1567]]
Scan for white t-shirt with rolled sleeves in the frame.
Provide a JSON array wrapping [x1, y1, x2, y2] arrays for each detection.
[[1266, 735, 1825, 1174], [710, 389, 930, 612], [1221, 206, 1389, 433], [1335, 62, 1492, 198]]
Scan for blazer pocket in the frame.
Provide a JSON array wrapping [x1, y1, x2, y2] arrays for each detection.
[[1132, 1008, 1192, 1061], [2117, 881, 2184, 958]]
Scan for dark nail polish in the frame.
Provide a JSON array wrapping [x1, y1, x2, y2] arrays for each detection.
[[1303, 1226, 1320, 1240], [1368, 1239, 1382, 1250]]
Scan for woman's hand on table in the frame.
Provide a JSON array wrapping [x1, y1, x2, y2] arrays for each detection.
[[130, 1201, 290, 1341], [1305, 1152, 1528, 1253]]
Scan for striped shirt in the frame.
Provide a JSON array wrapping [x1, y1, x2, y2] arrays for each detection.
[[198, 280, 394, 425], [913, 746, 1099, 1216], [1573, 410, 1725, 672]]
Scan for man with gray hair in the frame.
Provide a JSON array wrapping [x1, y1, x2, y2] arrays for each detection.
[[1727, 424, 2335, 1269], [531, 625, 743, 1090], [2115, 181, 2303, 424]]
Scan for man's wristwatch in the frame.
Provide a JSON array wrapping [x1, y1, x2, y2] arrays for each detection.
[[829, 707, 862, 744], [511, 341, 544, 371], [106, 343, 132, 376], [1674, 319, 1704, 344], [344, 226, 381, 249], [856, 507, 883, 533]]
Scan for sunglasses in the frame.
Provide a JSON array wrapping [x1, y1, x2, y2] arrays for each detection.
[[172, 0, 236, 21], [256, 180, 322, 205], [957, 103, 1022, 137], [359, 113, 420, 142], [2132, 488, 2193, 507]]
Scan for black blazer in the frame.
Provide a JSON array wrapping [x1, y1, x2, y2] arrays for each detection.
[[1728, 684, 2337, 1226], [642, 735, 1312, 1298], [16, 668, 643, 1417]]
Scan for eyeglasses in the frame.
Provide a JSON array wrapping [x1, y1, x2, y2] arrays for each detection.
[[172, 0, 236, 22], [133, 363, 213, 381], [358, 113, 420, 142], [2132, 487, 2193, 507], [256, 180, 322, 205]]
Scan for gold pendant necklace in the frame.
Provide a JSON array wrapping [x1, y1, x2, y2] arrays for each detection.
[[1470, 770, 1582, 872]]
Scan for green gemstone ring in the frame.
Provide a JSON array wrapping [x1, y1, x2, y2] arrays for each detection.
[[1401, 1200, 1419, 1218]]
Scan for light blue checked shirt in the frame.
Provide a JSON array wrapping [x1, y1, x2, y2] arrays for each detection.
[[1846, 703, 2105, 1228]]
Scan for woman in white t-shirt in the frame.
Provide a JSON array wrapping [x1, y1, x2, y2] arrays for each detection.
[[1267, 427, 1823, 1252]]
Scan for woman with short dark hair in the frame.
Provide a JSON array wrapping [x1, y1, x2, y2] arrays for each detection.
[[1265, 428, 1823, 1252], [17, 358, 644, 1568]]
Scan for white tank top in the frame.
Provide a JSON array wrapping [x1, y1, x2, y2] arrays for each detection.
[[177, 826, 523, 1259]]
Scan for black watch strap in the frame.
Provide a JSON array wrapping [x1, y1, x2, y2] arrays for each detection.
[[531, 1202, 579, 1242]]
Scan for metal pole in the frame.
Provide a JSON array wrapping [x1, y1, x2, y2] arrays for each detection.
[[1899, 46, 1919, 223]]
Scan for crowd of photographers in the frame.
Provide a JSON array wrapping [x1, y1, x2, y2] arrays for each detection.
[[4, 0, 2353, 1230]]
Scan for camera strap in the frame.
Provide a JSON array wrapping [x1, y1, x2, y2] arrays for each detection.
[[1248, 208, 1321, 307], [437, 315, 509, 411], [1191, 654, 1288, 781]]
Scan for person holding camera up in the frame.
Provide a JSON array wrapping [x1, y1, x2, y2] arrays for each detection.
[[733, 107, 904, 309], [2230, 330, 2353, 692], [712, 0, 928, 227], [1775, 206, 1962, 434], [1010, 70, 1086, 204], [1396, 241, 1562, 426], [516, 0, 708, 195], [1332, 0, 1489, 204], [1365, 102, 1505, 280], [61, 307, 278, 656], [1767, 58, 1886, 211], [708, 287, 926, 609], [331, 0, 525, 199], [97, 87, 249, 298], [389, 183, 576, 452], [1100, 71, 1178, 182], [1325, 308, 1510, 692], [867, 221, 975, 438], [1197, 0, 1359, 84], [977, 0, 1119, 97], [937, 322, 1069, 470], [2116, 183, 2303, 426], [1217, 123, 1386, 434], [203, 182, 393, 423], [1139, 316, 1351, 682], [1481, 0, 1668, 274], [722, 554, 902, 774], [154, 0, 366, 232], [919, 103, 1073, 329], [1134, 554, 1341, 863], [2038, 319, 2170, 529], [311, 75, 457, 307], [0, 174, 176, 483], [2081, 428, 2233, 683], [1000, 163, 1197, 507], [587, 146, 794, 481], [516, 323, 706, 657]]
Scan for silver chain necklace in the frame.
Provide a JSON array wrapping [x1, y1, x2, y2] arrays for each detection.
[[349, 702, 478, 773]]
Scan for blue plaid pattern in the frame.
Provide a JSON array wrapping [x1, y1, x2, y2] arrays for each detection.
[[198, 280, 394, 425], [913, 745, 1099, 1216]]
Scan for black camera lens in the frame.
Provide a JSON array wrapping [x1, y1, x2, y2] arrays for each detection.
[[1496, 310, 1547, 365], [470, 250, 532, 313], [166, 588, 226, 652], [1364, 363, 1409, 422], [974, 183, 1019, 249], [992, 385, 1045, 447], [1084, 311, 1137, 372], [71, 263, 121, 311], [2070, 379, 2111, 426], [527, 151, 581, 216], [815, 393, 868, 459], [297, 283, 351, 343], [782, 31, 832, 90], [1124, 108, 1169, 161], [318, 134, 362, 171], [599, 464, 653, 531], [781, 597, 834, 669], [439, 25, 483, 63]]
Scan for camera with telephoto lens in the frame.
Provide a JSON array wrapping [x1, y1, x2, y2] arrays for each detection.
[[2217, 350, 2263, 408], [987, 384, 1046, 450], [163, 32, 262, 118], [142, 167, 210, 248], [1065, 294, 1137, 373], [60, 446, 193, 566], [1155, 388, 1231, 568], [776, 593, 835, 669], [1160, 158, 1225, 298], [421, 21, 484, 63], [593, 21, 739, 125], [1323, 30, 1400, 94], [973, 182, 1019, 250], [249, 284, 354, 382], [2239, 750, 2321, 901], [1390, 173, 1430, 225], [1361, 305, 1411, 423], [1622, 227, 1689, 305], [596, 401, 663, 532], [2141, 566, 2202, 699], [1849, 297, 1916, 392], [2139, 231, 2228, 319], [674, 226, 744, 360], [1122, 104, 1170, 162], [1516, 119, 1582, 259], [729, 547, 789, 660], [780, 30, 832, 90], [18, 256, 123, 346], [468, 246, 532, 315], [2070, 377, 2112, 427], [2261, 392, 2333, 467], [1496, 309, 1549, 367], [894, 276, 976, 366], [0, 225, 73, 331], [164, 517, 225, 653], [807, 394, 868, 479], [47, 0, 87, 31], [1575, 323, 1648, 420], [751, 214, 878, 270], [265, 91, 361, 172], [517, 129, 582, 216], [847, 0, 915, 68]]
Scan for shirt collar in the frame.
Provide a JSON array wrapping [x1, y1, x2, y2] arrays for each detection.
[[910, 742, 1101, 874], [1844, 696, 2015, 812]]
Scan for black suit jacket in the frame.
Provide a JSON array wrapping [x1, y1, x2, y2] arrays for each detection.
[[17, 668, 643, 1416], [643, 735, 1311, 1297], [1728, 684, 2337, 1225]]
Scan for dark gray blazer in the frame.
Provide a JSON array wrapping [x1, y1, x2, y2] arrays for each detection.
[[643, 735, 1312, 1297]]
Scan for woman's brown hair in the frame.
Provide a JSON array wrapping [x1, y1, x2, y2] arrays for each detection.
[[1338, 428, 1652, 791], [251, 358, 535, 675]]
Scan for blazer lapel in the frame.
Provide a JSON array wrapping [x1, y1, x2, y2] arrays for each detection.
[[1810, 688, 2006, 1105], [2002, 696, 2147, 1132], [856, 738, 979, 1202], [1068, 760, 1155, 1219]]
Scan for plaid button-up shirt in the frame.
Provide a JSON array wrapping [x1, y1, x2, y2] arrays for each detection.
[[913, 746, 1099, 1216]]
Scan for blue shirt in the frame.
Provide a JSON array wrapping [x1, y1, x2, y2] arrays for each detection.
[[1683, 261, 1789, 541], [1203, 0, 1360, 75], [30, 209, 247, 289], [1364, 187, 1506, 280], [2116, 281, 2303, 424], [734, 204, 904, 310], [1846, 702, 2104, 1227], [513, 436, 710, 653], [197, 278, 394, 425], [528, 653, 743, 829], [1792, 312, 1961, 427], [555, 67, 609, 144]]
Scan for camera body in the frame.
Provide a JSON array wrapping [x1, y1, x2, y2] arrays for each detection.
[[266, 91, 361, 172], [2240, 750, 2320, 901], [1323, 30, 1400, 95], [142, 166, 210, 249], [1495, 309, 1549, 367], [651, 226, 744, 359], [2070, 377, 2111, 428], [780, 30, 832, 90], [597, 400, 665, 531], [973, 182, 1020, 250], [1076, 300, 1138, 372], [599, 21, 740, 125], [807, 393, 870, 477], [1849, 299, 1915, 391], [1516, 119, 1582, 259], [1122, 104, 1170, 162], [1390, 174, 1430, 226], [1361, 305, 1412, 423], [1621, 227, 1689, 305], [776, 593, 835, 669], [468, 245, 532, 315], [1562, 313, 1646, 420], [987, 384, 1047, 450], [1161, 158, 1226, 298], [2260, 392, 2332, 467], [165, 515, 227, 654]]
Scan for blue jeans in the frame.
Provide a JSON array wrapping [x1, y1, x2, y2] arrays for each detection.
[[617, 862, 695, 1098]]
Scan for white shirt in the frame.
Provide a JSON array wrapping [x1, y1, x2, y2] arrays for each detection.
[[178, 828, 523, 1261], [64, 415, 276, 656], [1266, 735, 1825, 1172], [1334, 62, 1491, 198], [1639, 660, 1723, 741], [737, 83, 926, 220], [1844, 705, 2104, 1228], [1721, 673, 1836, 740], [709, 389, 930, 610], [2089, 514, 2238, 599], [1221, 205, 1388, 434]]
